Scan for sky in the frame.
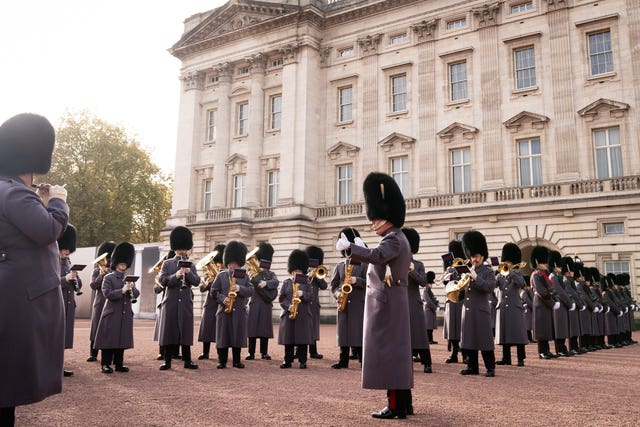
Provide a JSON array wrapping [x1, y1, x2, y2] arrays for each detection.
[[0, 0, 228, 173]]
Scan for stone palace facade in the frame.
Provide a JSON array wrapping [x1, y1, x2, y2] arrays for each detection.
[[165, 0, 640, 319]]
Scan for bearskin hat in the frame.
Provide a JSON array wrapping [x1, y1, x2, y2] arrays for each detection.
[[583, 267, 593, 283], [617, 273, 630, 286], [0, 113, 55, 176], [223, 241, 247, 267], [110, 242, 135, 269], [573, 262, 584, 279], [212, 244, 225, 264], [561, 256, 574, 274], [461, 230, 488, 260], [96, 241, 116, 263], [606, 272, 617, 286], [600, 275, 610, 290], [401, 228, 420, 254], [426, 271, 436, 284], [363, 172, 405, 228], [57, 224, 77, 253], [306, 245, 324, 268], [169, 226, 193, 251], [288, 249, 309, 274], [448, 240, 465, 260], [548, 250, 562, 271], [530, 246, 550, 269], [501, 243, 522, 264], [338, 227, 360, 258], [256, 242, 274, 265], [589, 267, 601, 283]]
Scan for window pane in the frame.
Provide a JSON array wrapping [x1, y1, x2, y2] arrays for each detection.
[[604, 222, 624, 235], [450, 62, 467, 101], [271, 96, 281, 130], [207, 110, 217, 141], [604, 261, 629, 275], [514, 47, 536, 89], [337, 165, 352, 205], [589, 31, 613, 75], [391, 75, 407, 112], [339, 87, 352, 122]]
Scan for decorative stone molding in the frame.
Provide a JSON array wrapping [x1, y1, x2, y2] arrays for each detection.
[[327, 142, 360, 160], [546, 0, 567, 11], [259, 155, 280, 170], [503, 111, 550, 133], [577, 98, 630, 122], [213, 62, 234, 79], [319, 47, 332, 66], [357, 33, 383, 56], [411, 18, 438, 43], [471, 2, 502, 28], [437, 122, 479, 142], [378, 132, 416, 152], [225, 153, 247, 173], [278, 43, 300, 64], [181, 70, 205, 91], [246, 52, 267, 73]]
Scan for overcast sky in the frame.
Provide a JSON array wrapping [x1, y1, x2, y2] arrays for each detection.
[[0, 0, 227, 173]]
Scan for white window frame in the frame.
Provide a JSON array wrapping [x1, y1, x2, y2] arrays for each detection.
[[207, 109, 217, 141], [390, 33, 408, 45], [451, 148, 471, 193], [511, 1, 533, 14], [449, 61, 468, 102], [237, 102, 249, 136], [390, 156, 409, 195], [604, 260, 629, 276], [390, 74, 407, 113], [270, 95, 281, 130], [593, 127, 622, 179], [517, 138, 542, 186], [336, 164, 353, 205], [233, 174, 246, 208], [337, 47, 354, 58], [514, 46, 536, 90], [338, 86, 353, 123], [588, 30, 614, 76], [446, 18, 467, 30], [203, 179, 212, 211], [267, 170, 279, 208]]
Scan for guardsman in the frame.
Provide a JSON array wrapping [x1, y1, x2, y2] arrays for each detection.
[[58, 224, 81, 377], [531, 246, 559, 359], [443, 240, 465, 364], [561, 256, 584, 354], [306, 245, 328, 360], [88, 241, 116, 363], [549, 251, 573, 357], [197, 244, 224, 360], [423, 271, 440, 345]]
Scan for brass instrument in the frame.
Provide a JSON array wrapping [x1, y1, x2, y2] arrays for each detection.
[[337, 261, 353, 312], [245, 247, 262, 280], [308, 265, 328, 281], [149, 253, 170, 290], [445, 265, 475, 302], [196, 251, 220, 287], [498, 261, 527, 276], [289, 281, 301, 319], [452, 258, 470, 267], [92, 252, 110, 276], [224, 272, 237, 314]]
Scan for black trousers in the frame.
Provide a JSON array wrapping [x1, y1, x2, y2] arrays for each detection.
[[414, 348, 432, 367], [554, 338, 568, 353], [464, 349, 495, 371], [449, 339, 460, 357], [0, 406, 15, 427], [500, 344, 526, 362], [89, 341, 99, 358], [102, 348, 124, 367], [285, 344, 307, 363], [248, 337, 269, 355], [309, 342, 321, 356], [201, 341, 211, 356], [164, 345, 192, 363], [538, 340, 551, 355], [387, 389, 410, 414], [217, 347, 241, 365]]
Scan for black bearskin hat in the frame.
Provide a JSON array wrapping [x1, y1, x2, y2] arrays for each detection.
[[363, 172, 405, 228], [223, 241, 247, 267], [607, 273, 617, 286], [338, 227, 360, 257], [461, 230, 488, 260], [561, 256, 574, 274], [617, 273, 630, 286], [600, 275, 610, 290], [110, 242, 135, 269], [0, 113, 55, 176], [212, 244, 225, 264], [306, 245, 324, 267], [96, 241, 116, 263], [169, 226, 193, 250], [448, 240, 465, 260], [583, 267, 593, 283], [548, 250, 562, 271], [589, 267, 601, 283], [501, 243, 522, 264], [57, 224, 77, 253], [530, 246, 550, 269], [288, 249, 309, 274], [573, 262, 584, 279], [256, 242, 274, 262], [401, 228, 420, 254], [426, 271, 436, 284]]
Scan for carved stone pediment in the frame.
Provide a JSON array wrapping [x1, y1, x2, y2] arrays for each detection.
[[328, 142, 360, 160], [378, 133, 416, 152], [437, 123, 479, 142], [225, 153, 247, 170], [503, 111, 550, 133], [577, 98, 630, 121]]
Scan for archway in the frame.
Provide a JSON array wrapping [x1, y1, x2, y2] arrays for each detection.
[[516, 238, 560, 279]]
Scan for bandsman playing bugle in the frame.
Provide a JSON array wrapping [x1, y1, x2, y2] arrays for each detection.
[[88, 241, 116, 363], [197, 244, 224, 360], [443, 240, 466, 364], [306, 245, 328, 360], [58, 224, 81, 377]]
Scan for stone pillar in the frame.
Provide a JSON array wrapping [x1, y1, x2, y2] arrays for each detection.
[[246, 53, 267, 208], [171, 70, 204, 217], [211, 63, 233, 208], [277, 44, 299, 205], [625, 0, 640, 174], [357, 33, 382, 173]]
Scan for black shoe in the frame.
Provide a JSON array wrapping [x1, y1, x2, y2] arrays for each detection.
[[539, 353, 552, 360], [115, 366, 129, 372], [280, 362, 291, 369], [485, 370, 495, 377], [261, 354, 271, 360], [216, 363, 226, 369], [156, 354, 163, 360], [407, 405, 414, 416], [517, 360, 525, 367], [459, 368, 479, 375], [86, 356, 97, 362], [412, 355, 421, 363], [102, 365, 113, 374], [63, 370, 74, 377], [299, 362, 307, 369], [602, 344, 613, 350], [232, 363, 245, 369], [159, 363, 171, 370], [184, 361, 199, 369], [197, 354, 209, 360], [371, 407, 406, 419], [614, 343, 623, 348], [495, 360, 511, 365], [245, 354, 255, 360], [578, 347, 588, 354], [331, 362, 347, 369], [424, 365, 432, 373], [310, 353, 323, 359], [445, 356, 458, 364]]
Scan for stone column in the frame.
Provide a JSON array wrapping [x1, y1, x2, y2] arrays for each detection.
[[211, 63, 233, 208], [277, 44, 299, 206], [357, 33, 382, 177], [625, 0, 640, 174], [246, 53, 267, 208]]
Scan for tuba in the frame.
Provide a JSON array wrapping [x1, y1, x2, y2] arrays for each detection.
[[245, 247, 262, 280], [224, 271, 237, 314], [337, 261, 353, 312], [196, 250, 220, 287], [289, 281, 301, 320]]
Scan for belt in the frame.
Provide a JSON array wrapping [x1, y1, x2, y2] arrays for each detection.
[[0, 252, 7, 262]]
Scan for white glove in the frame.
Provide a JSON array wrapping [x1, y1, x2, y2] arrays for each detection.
[[296, 290, 303, 297], [65, 272, 77, 281], [624, 307, 629, 313], [48, 185, 68, 203], [258, 281, 267, 288], [553, 301, 560, 310], [436, 307, 441, 312], [122, 285, 130, 294], [569, 302, 576, 312], [606, 306, 610, 314], [354, 237, 366, 248], [336, 233, 350, 251], [469, 269, 478, 280], [618, 311, 624, 317], [580, 305, 586, 311], [592, 307, 599, 313]]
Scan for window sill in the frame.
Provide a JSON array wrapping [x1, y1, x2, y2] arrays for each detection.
[[336, 120, 354, 127], [445, 98, 470, 107], [387, 110, 408, 118], [587, 71, 616, 82], [233, 134, 248, 140], [512, 85, 538, 95]]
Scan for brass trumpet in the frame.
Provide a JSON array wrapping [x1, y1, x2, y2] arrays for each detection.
[[196, 250, 220, 286], [308, 265, 328, 280], [289, 282, 301, 319], [497, 261, 527, 276], [452, 258, 471, 267], [149, 252, 172, 289]]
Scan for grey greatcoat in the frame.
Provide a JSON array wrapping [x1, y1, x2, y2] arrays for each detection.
[[309, 275, 328, 341], [212, 270, 254, 348], [349, 227, 413, 391], [495, 270, 528, 345], [532, 270, 556, 341], [152, 282, 164, 342], [330, 260, 367, 347], [408, 259, 429, 350], [197, 278, 217, 343], [422, 287, 439, 331], [443, 266, 463, 341], [564, 277, 582, 338], [602, 289, 620, 336], [576, 281, 594, 335], [551, 272, 570, 340], [158, 257, 200, 346], [460, 264, 495, 351], [589, 286, 604, 336], [93, 270, 139, 349], [89, 267, 107, 342], [520, 287, 533, 332], [60, 257, 82, 349], [278, 278, 313, 345], [0, 176, 68, 407], [247, 269, 279, 338]]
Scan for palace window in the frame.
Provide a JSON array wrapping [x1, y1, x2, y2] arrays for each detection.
[[337, 164, 353, 205], [449, 61, 468, 101], [390, 156, 409, 195], [446, 18, 467, 30], [233, 174, 246, 208], [511, 1, 533, 14], [339, 86, 353, 122], [517, 138, 542, 186], [603, 222, 624, 236], [270, 95, 281, 130], [338, 47, 354, 57], [203, 179, 212, 211], [271, 58, 283, 67], [593, 127, 622, 179], [588, 30, 613, 76], [451, 148, 471, 193], [391, 74, 407, 112], [267, 170, 279, 208], [237, 102, 249, 136], [514, 47, 536, 89], [604, 260, 629, 276], [207, 109, 217, 141], [390, 33, 408, 44]]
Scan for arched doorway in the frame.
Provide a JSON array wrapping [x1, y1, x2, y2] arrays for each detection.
[[517, 239, 560, 278]]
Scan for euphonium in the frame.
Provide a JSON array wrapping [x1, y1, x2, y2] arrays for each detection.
[[337, 262, 353, 312], [196, 250, 220, 286], [245, 247, 262, 280], [289, 282, 301, 320], [309, 265, 328, 280], [224, 272, 237, 314]]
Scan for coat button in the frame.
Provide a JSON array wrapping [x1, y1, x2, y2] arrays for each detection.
[[178, 299, 182, 302]]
